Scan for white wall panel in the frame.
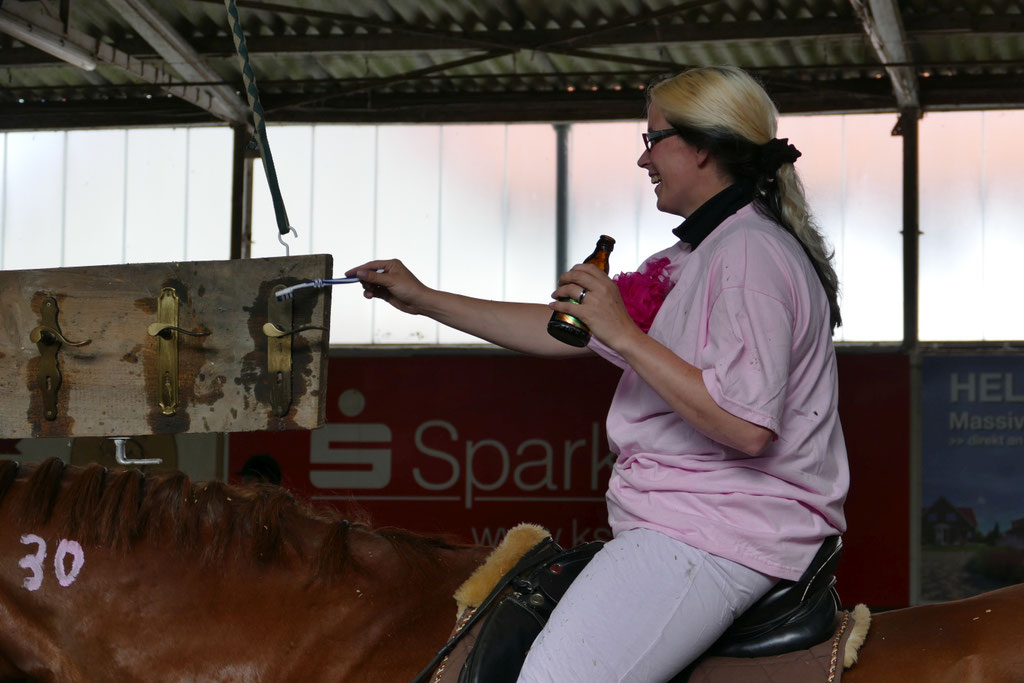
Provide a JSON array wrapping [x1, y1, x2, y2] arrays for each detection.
[[0, 134, 3, 270], [125, 128, 187, 263], [185, 127, 232, 261], [438, 125, 508, 344], [920, 112, 985, 341], [64, 130, 126, 267], [505, 124, 557, 304], [4, 131, 64, 270], [0, 135, 4, 268], [979, 110, 1024, 340], [569, 122, 643, 270], [373, 126, 441, 343], [311, 125, 377, 345], [839, 114, 903, 342]]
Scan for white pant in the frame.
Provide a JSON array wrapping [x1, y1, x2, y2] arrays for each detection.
[[516, 528, 777, 683]]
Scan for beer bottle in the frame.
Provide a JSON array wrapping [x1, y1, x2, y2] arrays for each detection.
[[547, 235, 615, 347]]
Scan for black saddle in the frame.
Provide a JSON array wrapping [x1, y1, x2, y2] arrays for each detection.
[[709, 535, 843, 658], [411, 537, 601, 683], [414, 535, 843, 683], [666, 537, 843, 683]]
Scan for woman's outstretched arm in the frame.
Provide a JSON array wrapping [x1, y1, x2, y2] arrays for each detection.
[[347, 259, 591, 358]]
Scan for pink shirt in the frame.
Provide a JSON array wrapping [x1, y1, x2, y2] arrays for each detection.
[[589, 204, 848, 581]]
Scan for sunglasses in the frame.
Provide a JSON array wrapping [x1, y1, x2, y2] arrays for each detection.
[[642, 128, 681, 150]]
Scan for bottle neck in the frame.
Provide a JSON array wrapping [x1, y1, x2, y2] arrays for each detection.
[[586, 253, 609, 272]]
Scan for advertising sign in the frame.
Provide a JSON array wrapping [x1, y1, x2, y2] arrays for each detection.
[[229, 352, 913, 607], [230, 354, 622, 548], [921, 355, 1024, 601]]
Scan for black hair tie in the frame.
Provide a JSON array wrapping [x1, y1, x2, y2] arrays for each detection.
[[757, 137, 801, 180]]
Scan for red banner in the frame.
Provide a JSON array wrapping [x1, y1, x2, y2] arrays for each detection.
[[230, 355, 621, 548], [230, 352, 911, 606], [835, 353, 911, 608]]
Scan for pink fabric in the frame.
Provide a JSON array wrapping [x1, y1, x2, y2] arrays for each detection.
[[613, 257, 674, 333], [588, 205, 848, 581]]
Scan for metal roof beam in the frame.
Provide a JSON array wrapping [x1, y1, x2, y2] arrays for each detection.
[[217, 19, 862, 55], [102, 0, 248, 125], [0, 3, 243, 124], [16, 12, 1022, 60], [191, 0, 514, 53], [850, 0, 919, 109], [191, 0, 720, 56], [94, 42, 229, 118], [0, 7, 97, 70], [10, 70, 1024, 131]]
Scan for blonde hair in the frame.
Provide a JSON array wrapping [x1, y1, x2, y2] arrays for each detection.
[[649, 66, 841, 330]]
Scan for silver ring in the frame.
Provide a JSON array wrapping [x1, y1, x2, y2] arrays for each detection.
[[578, 288, 588, 303]]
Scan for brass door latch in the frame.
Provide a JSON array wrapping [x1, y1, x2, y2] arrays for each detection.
[[30, 297, 90, 421], [266, 285, 293, 417], [263, 285, 328, 417], [146, 287, 209, 416]]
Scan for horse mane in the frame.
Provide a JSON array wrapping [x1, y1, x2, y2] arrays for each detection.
[[0, 458, 461, 580]]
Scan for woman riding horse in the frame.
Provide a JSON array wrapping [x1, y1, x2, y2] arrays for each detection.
[[347, 65, 848, 682]]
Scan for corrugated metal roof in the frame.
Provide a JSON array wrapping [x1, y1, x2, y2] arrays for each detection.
[[2, 0, 1024, 130]]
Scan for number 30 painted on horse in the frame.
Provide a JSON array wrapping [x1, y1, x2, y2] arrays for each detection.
[[18, 534, 85, 591]]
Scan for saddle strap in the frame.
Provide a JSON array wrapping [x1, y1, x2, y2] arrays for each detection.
[[410, 537, 563, 683], [429, 608, 479, 683]]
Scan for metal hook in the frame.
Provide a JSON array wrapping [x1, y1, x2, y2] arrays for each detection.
[[111, 437, 163, 466], [278, 226, 298, 257]]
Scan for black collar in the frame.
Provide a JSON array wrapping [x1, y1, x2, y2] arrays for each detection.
[[672, 180, 755, 250]]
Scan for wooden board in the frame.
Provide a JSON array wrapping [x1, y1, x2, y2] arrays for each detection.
[[0, 255, 332, 438]]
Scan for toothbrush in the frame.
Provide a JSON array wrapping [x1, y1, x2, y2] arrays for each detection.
[[275, 270, 383, 301]]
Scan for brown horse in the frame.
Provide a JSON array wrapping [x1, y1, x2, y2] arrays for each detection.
[[2, 458, 1023, 682], [843, 582, 1024, 683], [0, 458, 488, 682]]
